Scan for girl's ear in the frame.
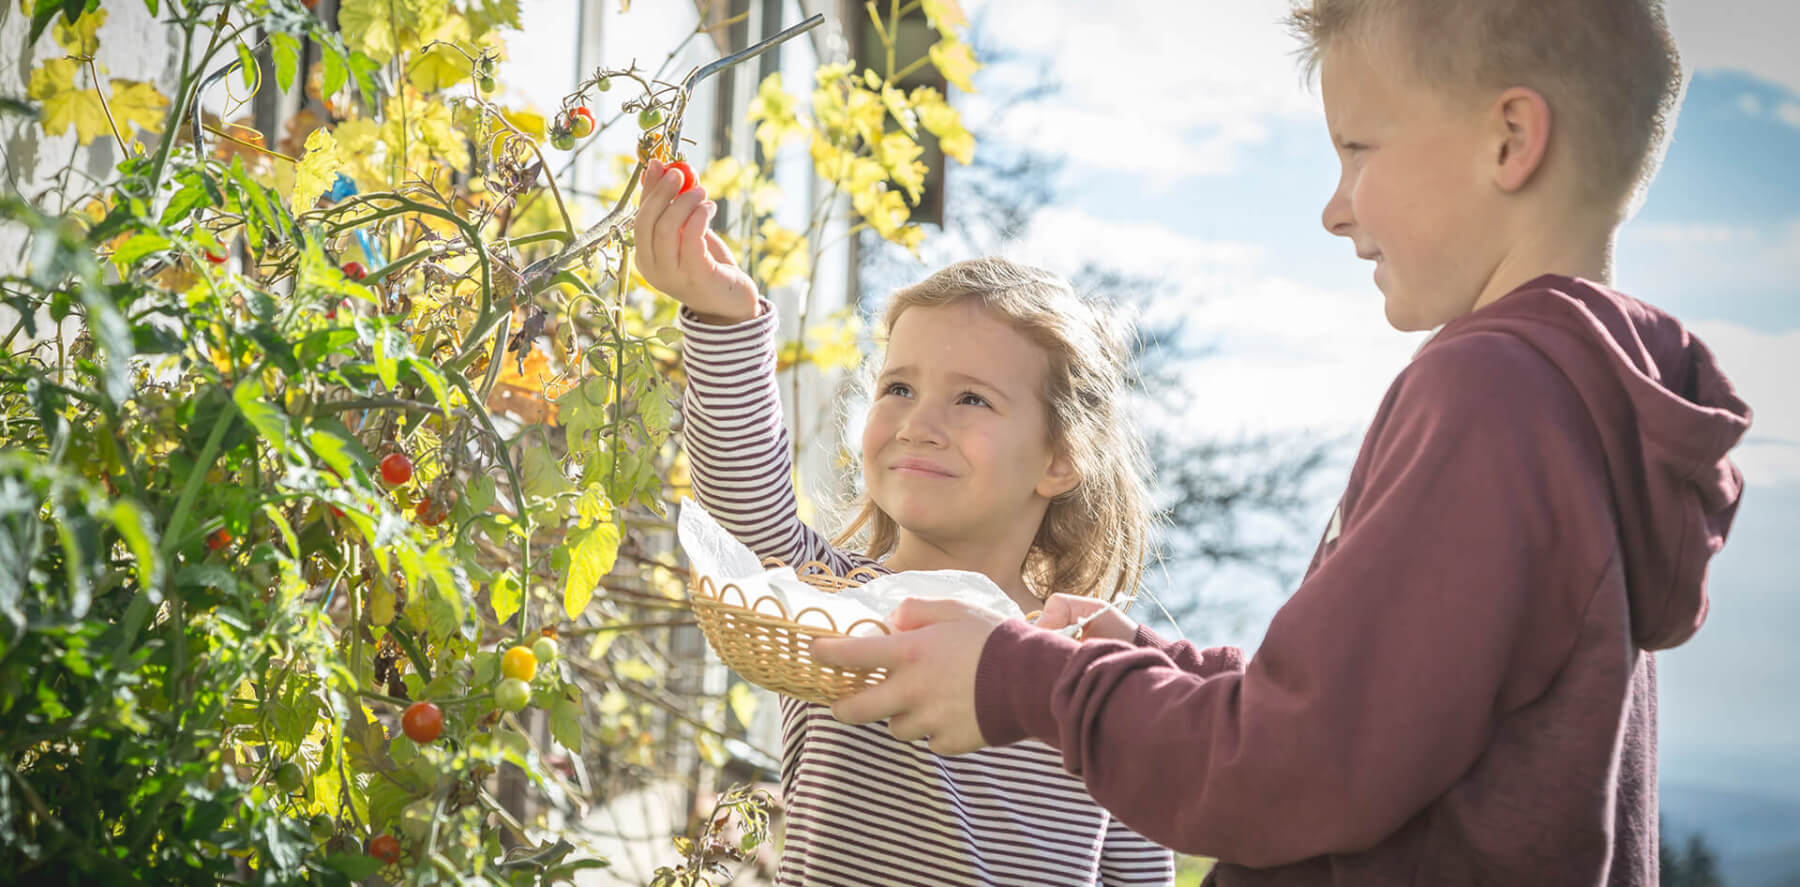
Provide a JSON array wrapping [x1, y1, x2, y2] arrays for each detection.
[[1037, 450, 1080, 499]]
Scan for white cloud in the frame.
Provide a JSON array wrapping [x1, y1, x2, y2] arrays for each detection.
[[963, 0, 1316, 179], [1688, 321, 1800, 485], [1738, 93, 1765, 116], [1667, 0, 1800, 96], [1001, 207, 1423, 436], [1779, 102, 1800, 129]]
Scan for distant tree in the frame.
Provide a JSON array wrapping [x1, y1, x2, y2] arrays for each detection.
[[1662, 825, 1726, 887]]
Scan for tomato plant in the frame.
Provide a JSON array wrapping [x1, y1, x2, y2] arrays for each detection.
[[2, 0, 980, 883]]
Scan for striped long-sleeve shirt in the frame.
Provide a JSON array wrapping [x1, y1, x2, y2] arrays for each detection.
[[678, 300, 1174, 887]]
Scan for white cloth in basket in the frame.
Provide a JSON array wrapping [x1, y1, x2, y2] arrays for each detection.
[[677, 498, 1016, 637]]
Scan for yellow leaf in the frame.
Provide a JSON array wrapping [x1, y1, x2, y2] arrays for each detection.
[[290, 127, 342, 211], [804, 312, 863, 372], [920, 0, 968, 31], [407, 16, 474, 92], [912, 85, 974, 164], [106, 79, 168, 143], [876, 133, 926, 203], [929, 37, 981, 93], [754, 220, 811, 291], [53, 7, 106, 56], [408, 42, 473, 92], [338, 0, 446, 64], [564, 520, 621, 621], [500, 106, 547, 139], [880, 83, 917, 137], [697, 155, 748, 200], [29, 59, 106, 144], [748, 72, 806, 157]]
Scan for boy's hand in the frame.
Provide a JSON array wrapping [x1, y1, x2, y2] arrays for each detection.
[[1035, 593, 1137, 643], [813, 598, 1007, 755], [633, 158, 759, 325]]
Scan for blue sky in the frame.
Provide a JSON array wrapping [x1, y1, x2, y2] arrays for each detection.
[[960, 0, 1800, 801]]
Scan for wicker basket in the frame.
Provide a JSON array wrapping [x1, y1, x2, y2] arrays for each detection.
[[688, 559, 891, 706]]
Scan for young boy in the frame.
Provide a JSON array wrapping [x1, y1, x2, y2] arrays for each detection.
[[814, 1, 1754, 884]]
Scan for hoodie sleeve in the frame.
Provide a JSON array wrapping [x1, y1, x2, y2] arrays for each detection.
[[973, 332, 1616, 865], [1132, 624, 1246, 680]]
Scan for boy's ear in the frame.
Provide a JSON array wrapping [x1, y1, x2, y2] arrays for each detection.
[[1490, 86, 1553, 193], [1037, 450, 1080, 500]]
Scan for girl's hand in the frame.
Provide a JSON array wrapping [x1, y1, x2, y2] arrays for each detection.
[[632, 158, 760, 324], [1034, 593, 1137, 643]]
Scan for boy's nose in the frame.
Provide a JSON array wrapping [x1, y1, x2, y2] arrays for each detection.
[[1321, 186, 1354, 238]]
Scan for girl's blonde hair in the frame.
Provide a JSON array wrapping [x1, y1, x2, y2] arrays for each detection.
[[834, 257, 1153, 604]]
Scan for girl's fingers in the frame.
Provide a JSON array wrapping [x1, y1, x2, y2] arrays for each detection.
[[703, 229, 738, 265], [677, 200, 714, 268], [652, 184, 707, 268]]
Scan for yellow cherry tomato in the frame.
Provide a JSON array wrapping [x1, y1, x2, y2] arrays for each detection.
[[500, 645, 537, 682]]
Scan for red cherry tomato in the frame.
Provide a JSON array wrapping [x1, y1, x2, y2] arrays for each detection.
[[204, 249, 227, 264], [342, 262, 367, 281], [206, 529, 231, 551], [368, 833, 400, 863], [401, 701, 443, 743], [668, 160, 697, 195], [379, 452, 413, 486], [415, 497, 444, 526]]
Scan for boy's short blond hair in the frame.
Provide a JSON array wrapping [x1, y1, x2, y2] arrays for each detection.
[[1288, 0, 1682, 217]]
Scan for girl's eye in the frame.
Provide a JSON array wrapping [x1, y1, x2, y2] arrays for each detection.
[[882, 382, 912, 398], [957, 392, 989, 408]]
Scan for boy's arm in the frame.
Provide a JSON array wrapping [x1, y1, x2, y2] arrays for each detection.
[[1130, 624, 1244, 680], [678, 302, 852, 572], [974, 333, 1613, 865]]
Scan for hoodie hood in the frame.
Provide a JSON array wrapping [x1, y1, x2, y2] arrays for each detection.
[[1439, 275, 1752, 650]]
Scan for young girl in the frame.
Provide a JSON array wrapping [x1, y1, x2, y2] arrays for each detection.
[[635, 158, 1173, 886]]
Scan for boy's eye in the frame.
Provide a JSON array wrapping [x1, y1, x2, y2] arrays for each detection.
[[957, 392, 990, 408], [882, 381, 912, 398]]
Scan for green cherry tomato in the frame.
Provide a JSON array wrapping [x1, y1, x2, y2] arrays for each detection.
[[400, 800, 435, 842], [551, 129, 575, 151], [532, 636, 559, 665], [478, 75, 497, 94], [310, 813, 336, 840], [637, 106, 663, 129], [274, 762, 305, 793], [595, 75, 612, 92], [495, 677, 531, 712]]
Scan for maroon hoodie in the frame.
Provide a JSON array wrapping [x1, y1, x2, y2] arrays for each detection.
[[974, 276, 1752, 886]]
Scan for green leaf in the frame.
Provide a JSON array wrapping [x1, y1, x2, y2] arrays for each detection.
[[235, 40, 259, 92], [404, 355, 452, 413], [159, 180, 213, 227], [489, 572, 521, 625], [323, 853, 382, 879], [321, 47, 348, 100], [465, 474, 496, 515], [371, 325, 398, 391], [347, 51, 383, 107], [270, 33, 301, 92], [232, 377, 297, 461], [549, 688, 582, 754], [106, 499, 160, 590], [561, 520, 619, 621], [110, 231, 170, 269]]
